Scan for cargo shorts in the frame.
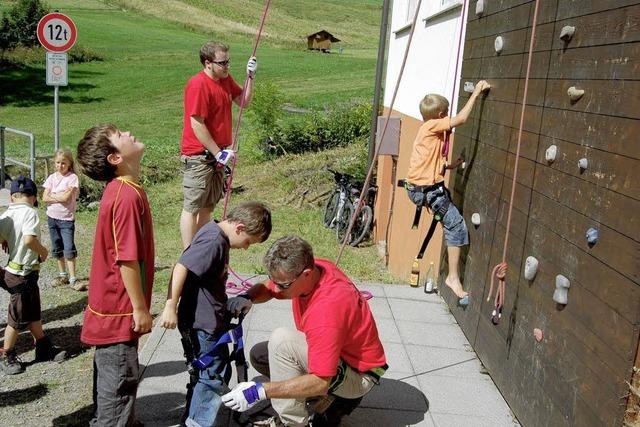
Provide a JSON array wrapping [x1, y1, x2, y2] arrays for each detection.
[[181, 155, 225, 213]]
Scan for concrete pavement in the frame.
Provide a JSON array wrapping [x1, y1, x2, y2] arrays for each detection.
[[137, 279, 520, 426]]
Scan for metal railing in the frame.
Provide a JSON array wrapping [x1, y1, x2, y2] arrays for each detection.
[[0, 125, 36, 184]]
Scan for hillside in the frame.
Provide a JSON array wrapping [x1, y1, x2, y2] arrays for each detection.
[[108, 0, 383, 49]]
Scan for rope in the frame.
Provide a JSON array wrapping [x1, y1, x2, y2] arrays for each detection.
[[487, 0, 540, 325], [221, 0, 272, 219], [442, 0, 469, 160], [335, 0, 424, 266]]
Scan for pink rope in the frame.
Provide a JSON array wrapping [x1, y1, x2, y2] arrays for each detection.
[[442, 0, 469, 159], [335, 0, 424, 265], [487, 0, 540, 322]]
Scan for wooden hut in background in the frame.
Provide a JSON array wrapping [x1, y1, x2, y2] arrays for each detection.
[[307, 30, 340, 52]]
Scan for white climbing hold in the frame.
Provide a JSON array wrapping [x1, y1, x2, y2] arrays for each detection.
[[586, 227, 598, 245], [578, 158, 588, 170], [471, 213, 481, 226], [545, 145, 557, 162], [476, 0, 485, 16], [559, 25, 575, 42], [567, 86, 585, 102], [553, 274, 571, 305], [523, 256, 539, 281], [464, 81, 475, 93], [494, 36, 504, 54]]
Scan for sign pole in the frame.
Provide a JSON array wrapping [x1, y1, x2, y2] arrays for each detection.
[[37, 12, 77, 153], [54, 85, 60, 151]]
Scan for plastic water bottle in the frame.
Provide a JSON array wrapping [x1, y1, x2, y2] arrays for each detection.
[[409, 260, 420, 288], [424, 262, 436, 293]]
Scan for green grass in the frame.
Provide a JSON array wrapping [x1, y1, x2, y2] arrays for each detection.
[[1, 0, 390, 285]]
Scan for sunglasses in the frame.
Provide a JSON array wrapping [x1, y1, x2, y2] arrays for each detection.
[[211, 59, 230, 67], [270, 267, 307, 290]]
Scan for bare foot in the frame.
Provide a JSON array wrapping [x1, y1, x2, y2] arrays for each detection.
[[445, 276, 468, 299]]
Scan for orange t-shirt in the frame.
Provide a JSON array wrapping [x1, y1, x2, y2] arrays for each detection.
[[407, 117, 451, 186]]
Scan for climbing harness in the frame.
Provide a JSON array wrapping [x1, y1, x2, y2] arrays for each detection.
[[191, 314, 248, 384], [221, 0, 272, 219], [397, 179, 452, 260], [486, 0, 540, 325]]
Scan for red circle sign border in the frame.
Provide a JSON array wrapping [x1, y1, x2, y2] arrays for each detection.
[[37, 13, 77, 53]]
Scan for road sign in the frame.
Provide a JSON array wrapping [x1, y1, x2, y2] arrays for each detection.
[[46, 52, 68, 86], [37, 12, 77, 53]]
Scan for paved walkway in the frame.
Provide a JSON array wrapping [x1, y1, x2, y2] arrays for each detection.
[[137, 279, 519, 426]]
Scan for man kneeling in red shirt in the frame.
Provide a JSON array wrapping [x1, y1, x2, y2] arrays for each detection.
[[222, 235, 387, 426]]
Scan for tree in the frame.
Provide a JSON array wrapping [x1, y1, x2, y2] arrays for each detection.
[[0, 0, 50, 51]]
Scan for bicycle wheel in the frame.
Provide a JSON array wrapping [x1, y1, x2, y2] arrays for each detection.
[[323, 191, 339, 228], [336, 201, 354, 244], [350, 205, 373, 247]]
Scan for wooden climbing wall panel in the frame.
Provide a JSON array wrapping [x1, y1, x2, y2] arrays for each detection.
[[442, 1, 640, 425]]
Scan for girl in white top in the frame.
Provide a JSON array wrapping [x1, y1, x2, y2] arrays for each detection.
[[42, 149, 82, 290]]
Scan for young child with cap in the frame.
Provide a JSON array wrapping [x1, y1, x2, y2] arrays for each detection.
[[0, 175, 67, 375]]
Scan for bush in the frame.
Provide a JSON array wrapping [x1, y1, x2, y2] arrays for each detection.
[[0, 0, 49, 51], [268, 102, 372, 156]]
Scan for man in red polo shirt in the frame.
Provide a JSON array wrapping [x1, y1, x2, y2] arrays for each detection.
[[222, 235, 387, 426], [179, 41, 257, 248]]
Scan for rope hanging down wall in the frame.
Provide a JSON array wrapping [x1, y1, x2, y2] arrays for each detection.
[[486, 0, 541, 325], [335, 0, 426, 266]]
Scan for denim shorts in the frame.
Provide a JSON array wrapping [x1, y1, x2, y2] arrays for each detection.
[[407, 187, 469, 247], [47, 217, 77, 259]]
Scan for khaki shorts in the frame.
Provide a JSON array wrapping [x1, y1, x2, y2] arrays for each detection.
[[181, 155, 225, 213]]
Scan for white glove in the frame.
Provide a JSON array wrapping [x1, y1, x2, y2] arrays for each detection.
[[226, 296, 252, 316], [222, 381, 267, 412], [246, 57, 258, 78], [215, 149, 235, 166]]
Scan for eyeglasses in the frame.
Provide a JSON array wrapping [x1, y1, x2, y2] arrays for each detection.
[[270, 267, 307, 290], [211, 59, 230, 67]]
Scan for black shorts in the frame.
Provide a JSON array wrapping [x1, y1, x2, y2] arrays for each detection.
[[4, 271, 41, 330]]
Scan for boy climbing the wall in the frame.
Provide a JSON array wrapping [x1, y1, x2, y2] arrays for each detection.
[[405, 80, 490, 306]]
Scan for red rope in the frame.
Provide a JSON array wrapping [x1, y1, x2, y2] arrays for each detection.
[[222, 0, 272, 219], [487, 0, 540, 324], [335, 0, 424, 265]]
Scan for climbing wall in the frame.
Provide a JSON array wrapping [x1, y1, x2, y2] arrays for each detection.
[[443, 1, 640, 425]]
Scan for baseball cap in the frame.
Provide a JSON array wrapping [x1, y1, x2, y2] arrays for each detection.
[[10, 176, 38, 205]]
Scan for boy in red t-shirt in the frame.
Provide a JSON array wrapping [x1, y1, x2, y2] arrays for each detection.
[[405, 80, 490, 306], [77, 124, 155, 426]]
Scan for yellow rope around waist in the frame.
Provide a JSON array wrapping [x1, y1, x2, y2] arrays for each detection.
[[7, 261, 39, 272], [87, 305, 133, 317]]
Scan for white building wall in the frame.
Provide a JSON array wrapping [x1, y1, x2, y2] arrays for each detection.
[[384, 0, 468, 120]]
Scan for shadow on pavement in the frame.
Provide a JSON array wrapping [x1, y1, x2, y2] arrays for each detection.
[[140, 360, 187, 379], [348, 377, 430, 426]]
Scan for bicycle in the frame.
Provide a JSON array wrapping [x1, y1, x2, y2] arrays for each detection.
[[322, 169, 376, 247]]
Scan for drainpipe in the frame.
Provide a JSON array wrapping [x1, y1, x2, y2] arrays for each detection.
[[367, 0, 392, 168]]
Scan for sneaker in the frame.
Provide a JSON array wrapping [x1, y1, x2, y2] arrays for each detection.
[[34, 336, 67, 363], [0, 348, 24, 375], [72, 280, 88, 291], [252, 416, 286, 427], [51, 275, 69, 287]]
